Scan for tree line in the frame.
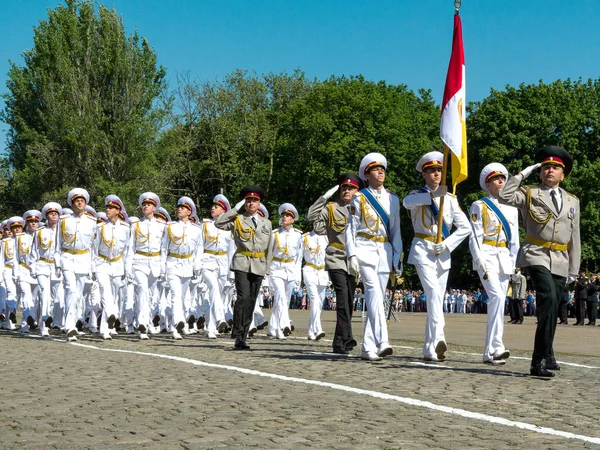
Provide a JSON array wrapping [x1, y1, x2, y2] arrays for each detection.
[[3, 0, 600, 288]]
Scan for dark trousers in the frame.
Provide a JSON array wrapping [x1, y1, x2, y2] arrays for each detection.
[[329, 269, 355, 351], [558, 290, 568, 323], [510, 298, 524, 322], [574, 299, 586, 324], [233, 271, 264, 346], [586, 301, 598, 324], [526, 265, 566, 364]]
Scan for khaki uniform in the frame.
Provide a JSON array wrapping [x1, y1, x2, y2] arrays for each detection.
[[498, 175, 581, 365]]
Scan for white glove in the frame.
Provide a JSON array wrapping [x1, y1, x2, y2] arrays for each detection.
[[294, 280, 301, 289], [395, 267, 403, 279], [567, 275, 576, 284], [474, 259, 487, 274], [431, 185, 447, 198], [323, 185, 339, 200], [348, 256, 360, 276], [234, 200, 245, 212], [433, 242, 447, 255], [519, 163, 541, 179]]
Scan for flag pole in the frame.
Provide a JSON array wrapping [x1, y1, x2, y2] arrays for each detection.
[[436, 0, 461, 246], [436, 145, 450, 245]]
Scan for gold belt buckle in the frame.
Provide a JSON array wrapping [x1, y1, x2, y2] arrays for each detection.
[[550, 242, 557, 251]]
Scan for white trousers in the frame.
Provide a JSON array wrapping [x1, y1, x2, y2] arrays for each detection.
[[63, 271, 88, 333], [202, 269, 226, 334], [416, 264, 449, 358], [18, 279, 38, 328], [96, 273, 123, 333], [134, 271, 159, 331], [37, 274, 63, 331], [360, 265, 390, 353], [480, 270, 509, 360], [267, 277, 294, 333], [305, 277, 327, 337], [167, 274, 190, 329], [249, 293, 266, 330]]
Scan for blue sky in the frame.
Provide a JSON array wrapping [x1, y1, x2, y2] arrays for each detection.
[[2, 0, 599, 153]]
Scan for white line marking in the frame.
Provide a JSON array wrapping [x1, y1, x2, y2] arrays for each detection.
[[41, 338, 600, 445]]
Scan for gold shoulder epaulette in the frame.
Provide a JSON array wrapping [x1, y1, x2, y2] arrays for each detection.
[[128, 216, 140, 223], [60, 214, 71, 219], [96, 222, 105, 229]]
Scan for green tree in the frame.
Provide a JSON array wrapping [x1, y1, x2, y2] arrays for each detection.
[[1, 0, 167, 214], [466, 78, 600, 273]]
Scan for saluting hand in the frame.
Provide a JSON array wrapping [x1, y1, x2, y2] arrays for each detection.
[[519, 163, 541, 179], [234, 200, 245, 212], [323, 185, 339, 200]]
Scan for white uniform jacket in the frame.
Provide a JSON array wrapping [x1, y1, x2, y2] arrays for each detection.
[[302, 231, 329, 286], [269, 227, 303, 281], [13, 232, 36, 283], [127, 217, 166, 277], [162, 220, 202, 278], [30, 226, 59, 278], [199, 219, 235, 277], [0, 238, 15, 270], [56, 213, 97, 275], [345, 187, 402, 273], [469, 196, 519, 275], [94, 220, 132, 277], [403, 188, 471, 270]]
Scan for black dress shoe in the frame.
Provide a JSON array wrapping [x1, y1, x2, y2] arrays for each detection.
[[9, 312, 16, 324], [283, 326, 291, 337], [233, 342, 250, 350], [176, 321, 185, 333], [197, 316, 206, 330], [332, 348, 349, 355], [573, 322, 581, 326], [187, 315, 196, 328], [257, 320, 268, 330], [530, 364, 555, 377], [152, 315, 161, 327], [345, 339, 358, 350], [76, 319, 83, 332], [509, 320, 517, 324], [517, 320, 523, 324], [585, 322, 595, 326], [545, 357, 560, 371]]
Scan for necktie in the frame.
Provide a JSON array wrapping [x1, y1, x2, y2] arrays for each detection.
[[550, 190, 560, 213], [252, 217, 257, 228]]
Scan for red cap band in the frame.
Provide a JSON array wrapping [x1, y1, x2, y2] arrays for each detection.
[[26, 216, 40, 222], [340, 178, 359, 188], [422, 160, 443, 170], [485, 170, 505, 183], [107, 201, 122, 210], [142, 198, 157, 206], [282, 209, 295, 218], [215, 200, 228, 211], [364, 161, 384, 175], [542, 156, 565, 167], [245, 192, 260, 200]]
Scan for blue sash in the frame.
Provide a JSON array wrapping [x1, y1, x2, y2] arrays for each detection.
[[419, 188, 450, 239], [360, 188, 390, 236], [480, 197, 512, 244]]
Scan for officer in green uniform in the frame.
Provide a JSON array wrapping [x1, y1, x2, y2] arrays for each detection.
[[498, 146, 580, 377]]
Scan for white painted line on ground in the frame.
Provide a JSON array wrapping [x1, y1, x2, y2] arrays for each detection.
[[45, 338, 600, 446]]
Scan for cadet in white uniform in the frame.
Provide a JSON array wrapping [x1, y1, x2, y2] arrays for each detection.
[[248, 204, 270, 335], [1, 220, 18, 329], [14, 211, 42, 332], [162, 196, 202, 339], [346, 153, 403, 361], [266, 203, 303, 340], [403, 152, 471, 361], [127, 192, 166, 339], [56, 188, 97, 341], [200, 194, 235, 339], [94, 195, 132, 340], [0, 221, 7, 327], [30, 202, 63, 336], [302, 226, 329, 340], [469, 163, 519, 365]]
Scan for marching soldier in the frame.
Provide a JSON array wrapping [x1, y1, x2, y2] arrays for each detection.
[[266, 203, 303, 340], [94, 195, 132, 340], [56, 188, 97, 342], [200, 194, 235, 339], [302, 225, 329, 340], [161, 196, 203, 339], [214, 185, 272, 350], [14, 210, 42, 332], [346, 153, 403, 361], [127, 192, 166, 339], [1, 219, 18, 329], [403, 151, 471, 361], [469, 163, 519, 365], [498, 145, 580, 377], [30, 202, 63, 336], [307, 172, 363, 355]]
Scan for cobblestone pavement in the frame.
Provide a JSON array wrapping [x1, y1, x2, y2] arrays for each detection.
[[1, 310, 599, 449]]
